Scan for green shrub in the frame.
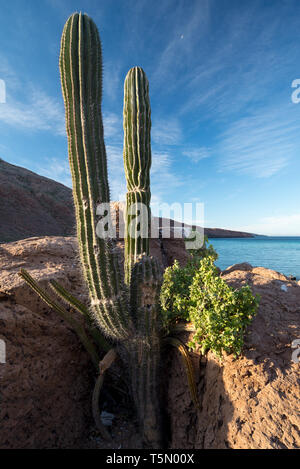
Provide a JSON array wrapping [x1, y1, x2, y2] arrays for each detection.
[[186, 234, 218, 262], [160, 254, 260, 359]]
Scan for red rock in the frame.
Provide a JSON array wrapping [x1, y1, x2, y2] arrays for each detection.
[[166, 264, 300, 449], [0, 234, 188, 448], [222, 262, 253, 274]]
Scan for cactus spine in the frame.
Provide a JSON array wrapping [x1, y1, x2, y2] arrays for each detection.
[[123, 67, 152, 283], [59, 13, 162, 447]]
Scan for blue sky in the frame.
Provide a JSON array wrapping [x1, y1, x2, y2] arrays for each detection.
[[1, 0, 300, 235]]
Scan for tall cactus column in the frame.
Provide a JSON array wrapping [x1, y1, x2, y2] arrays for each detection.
[[122, 67, 163, 448], [59, 12, 131, 342], [123, 67, 152, 283]]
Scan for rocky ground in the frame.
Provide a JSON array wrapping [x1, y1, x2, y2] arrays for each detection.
[[0, 236, 299, 449]]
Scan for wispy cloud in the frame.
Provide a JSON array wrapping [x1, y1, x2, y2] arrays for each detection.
[[182, 146, 210, 163], [152, 118, 182, 145], [106, 144, 126, 201], [0, 79, 122, 139], [151, 0, 211, 88], [0, 88, 65, 135], [106, 144, 183, 203], [173, 3, 300, 124], [103, 60, 123, 102], [151, 150, 184, 201], [103, 112, 122, 141], [33, 156, 72, 188], [217, 104, 299, 177], [232, 213, 300, 236], [0, 53, 21, 91]]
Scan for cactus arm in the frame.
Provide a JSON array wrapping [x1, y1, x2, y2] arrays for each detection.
[[49, 279, 111, 352], [18, 269, 100, 368], [49, 279, 92, 317], [123, 67, 152, 283], [163, 337, 200, 410], [59, 13, 131, 341]]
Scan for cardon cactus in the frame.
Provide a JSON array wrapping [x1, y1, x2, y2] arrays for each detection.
[[19, 12, 199, 449], [59, 12, 131, 343], [59, 12, 162, 448]]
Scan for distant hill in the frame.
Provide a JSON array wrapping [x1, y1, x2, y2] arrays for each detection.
[[0, 159, 255, 243], [198, 226, 253, 238], [156, 217, 254, 239]]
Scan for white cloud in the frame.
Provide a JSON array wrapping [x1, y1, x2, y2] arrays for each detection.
[[152, 118, 182, 145], [0, 53, 21, 91], [217, 105, 298, 178], [151, 150, 171, 174], [103, 61, 122, 102], [106, 144, 126, 201], [182, 147, 210, 163], [176, 5, 300, 123], [151, 150, 183, 202], [151, 0, 211, 87], [103, 112, 122, 140], [232, 213, 300, 236], [0, 88, 65, 136], [0, 87, 123, 140], [33, 157, 72, 188]]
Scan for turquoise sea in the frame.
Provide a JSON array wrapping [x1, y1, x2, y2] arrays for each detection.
[[208, 237, 300, 280]]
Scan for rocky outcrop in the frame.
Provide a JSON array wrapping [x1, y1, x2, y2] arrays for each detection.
[[223, 262, 253, 274], [166, 263, 300, 449], [0, 234, 188, 449], [1, 236, 299, 449], [0, 159, 75, 243]]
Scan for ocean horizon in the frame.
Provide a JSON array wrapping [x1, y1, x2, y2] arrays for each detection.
[[208, 236, 300, 280]]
